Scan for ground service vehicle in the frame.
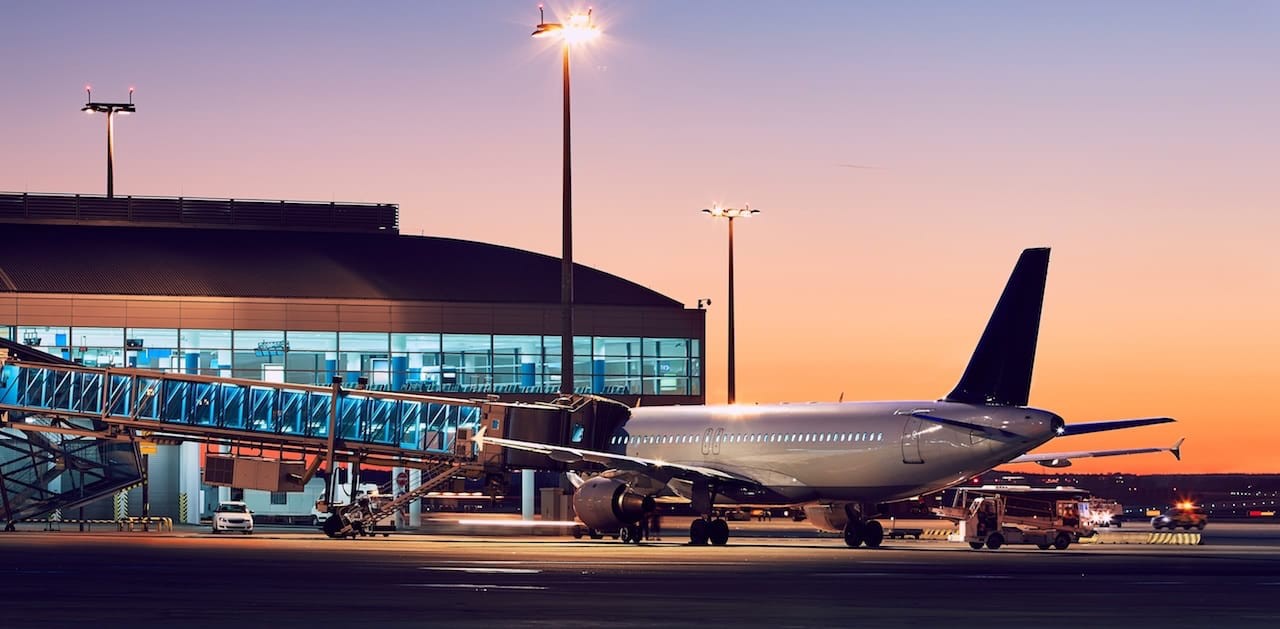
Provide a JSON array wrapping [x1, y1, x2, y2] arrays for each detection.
[[1085, 498, 1125, 527], [318, 486, 399, 538], [1152, 503, 1207, 530], [936, 487, 1091, 550]]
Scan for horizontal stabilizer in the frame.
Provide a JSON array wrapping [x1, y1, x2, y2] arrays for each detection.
[[1058, 416, 1175, 436], [1008, 438, 1186, 467]]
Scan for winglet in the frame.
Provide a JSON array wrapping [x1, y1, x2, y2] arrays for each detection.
[[1171, 437, 1185, 461]]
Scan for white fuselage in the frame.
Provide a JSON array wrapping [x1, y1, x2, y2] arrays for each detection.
[[613, 401, 1061, 506]]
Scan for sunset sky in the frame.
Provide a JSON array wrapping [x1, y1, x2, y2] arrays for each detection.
[[4, 1, 1277, 473]]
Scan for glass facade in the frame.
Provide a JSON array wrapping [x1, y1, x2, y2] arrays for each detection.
[[5, 325, 701, 397]]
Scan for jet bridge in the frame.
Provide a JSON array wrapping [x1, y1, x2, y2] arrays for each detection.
[[0, 343, 486, 524]]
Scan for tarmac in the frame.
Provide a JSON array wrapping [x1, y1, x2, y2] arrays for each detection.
[[4, 519, 1279, 628]]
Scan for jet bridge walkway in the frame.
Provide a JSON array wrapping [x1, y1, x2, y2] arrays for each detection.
[[0, 343, 486, 524]]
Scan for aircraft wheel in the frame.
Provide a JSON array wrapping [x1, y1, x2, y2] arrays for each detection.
[[1037, 544, 1051, 550], [862, 521, 884, 549], [572, 527, 584, 539], [708, 519, 730, 546], [322, 514, 345, 539], [689, 519, 710, 545], [1053, 533, 1071, 550], [969, 542, 984, 550], [985, 533, 1004, 550], [589, 530, 605, 540], [842, 521, 864, 548], [620, 524, 642, 544]]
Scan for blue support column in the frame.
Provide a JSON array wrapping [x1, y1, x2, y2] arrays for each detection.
[[391, 356, 408, 391], [592, 359, 604, 393]]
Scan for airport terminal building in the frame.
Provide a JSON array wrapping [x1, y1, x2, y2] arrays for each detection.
[[0, 192, 705, 406]]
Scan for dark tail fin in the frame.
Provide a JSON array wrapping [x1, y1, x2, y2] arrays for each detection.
[[944, 247, 1050, 406]]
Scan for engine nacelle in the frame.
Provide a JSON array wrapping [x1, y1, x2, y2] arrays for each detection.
[[1036, 458, 1072, 468], [803, 504, 849, 533], [572, 477, 655, 531]]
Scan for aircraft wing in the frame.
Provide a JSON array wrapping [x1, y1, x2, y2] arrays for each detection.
[[1009, 438, 1184, 468], [478, 434, 759, 486]]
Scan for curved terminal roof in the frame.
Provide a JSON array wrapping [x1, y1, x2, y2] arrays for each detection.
[[0, 222, 680, 307]]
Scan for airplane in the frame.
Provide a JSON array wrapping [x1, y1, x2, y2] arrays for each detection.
[[480, 247, 1182, 548]]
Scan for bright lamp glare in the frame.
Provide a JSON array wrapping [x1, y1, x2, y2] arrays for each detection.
[[563, 19, 599, 44], [533, 11, 599, 44]]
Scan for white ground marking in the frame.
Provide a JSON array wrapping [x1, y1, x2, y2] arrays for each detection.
[[400, 584, 549, 591], [420, 567, 542, 574], [813, 572, 898, 578]]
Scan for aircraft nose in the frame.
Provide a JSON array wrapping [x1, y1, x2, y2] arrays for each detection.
[[1050, 414, 1065, 436]]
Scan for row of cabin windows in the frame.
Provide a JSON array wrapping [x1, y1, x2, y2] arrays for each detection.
[[610, 432, 886, 446]]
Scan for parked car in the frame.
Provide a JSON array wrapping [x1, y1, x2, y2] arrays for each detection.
[[212, 501, 254, 534]]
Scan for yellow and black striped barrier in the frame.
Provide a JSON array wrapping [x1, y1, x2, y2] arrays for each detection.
[[179, 493, 189, 523], [1148, 531, 1202, 545], [1081, 531, 1202, 545], [22, 517, 173, 532], [916, 529, 956, 540], [23, 518, 119, 531]]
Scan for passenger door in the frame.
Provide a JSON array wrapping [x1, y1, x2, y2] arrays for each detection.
[[901, 415, 924, 464]]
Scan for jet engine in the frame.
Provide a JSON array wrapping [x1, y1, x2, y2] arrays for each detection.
[[572, 477, 655, 531], [803, 504, 849, 533]]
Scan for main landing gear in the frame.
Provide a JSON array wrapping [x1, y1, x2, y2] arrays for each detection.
[[688, 517, 730, 546], [686, 482, 731, 546], [841, 505, 884, 549]]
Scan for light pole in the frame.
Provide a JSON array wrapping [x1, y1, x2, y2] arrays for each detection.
[[532, 6, 598, 396], [702, 204, 760, 404], [81, 86, 137, 198]]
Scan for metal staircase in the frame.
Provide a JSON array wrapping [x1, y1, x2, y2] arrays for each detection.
[[323, 458, 467, 538]]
